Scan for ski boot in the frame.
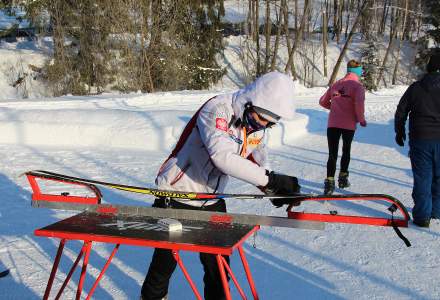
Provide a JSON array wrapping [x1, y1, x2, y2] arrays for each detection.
[[413, 219, 430, 228], [338, 172, 350, 189], [324, 177, 335, 195]]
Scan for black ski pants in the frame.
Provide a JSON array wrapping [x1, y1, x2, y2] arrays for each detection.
[[326, 127, 355, 178], [141, 198, 230, 300]]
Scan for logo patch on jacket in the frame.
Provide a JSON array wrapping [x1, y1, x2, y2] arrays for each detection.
[[332, 87, 349, 98], [215, 118, 228, 132], [228, 130, 243, 144], [248, 138, 262, 145]]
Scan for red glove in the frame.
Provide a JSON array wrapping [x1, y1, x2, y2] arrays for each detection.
[[359, 120, 367, 127]]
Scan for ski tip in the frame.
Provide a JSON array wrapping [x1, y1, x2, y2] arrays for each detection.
[[22, 170, 42, 176]]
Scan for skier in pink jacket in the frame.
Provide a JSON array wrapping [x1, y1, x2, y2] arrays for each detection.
[[319, 60, 367, 195]]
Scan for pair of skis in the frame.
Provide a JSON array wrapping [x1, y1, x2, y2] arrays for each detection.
[[24, 170, 411, 245], [26, 170, 313, 202], [25, 170, 325, 230]]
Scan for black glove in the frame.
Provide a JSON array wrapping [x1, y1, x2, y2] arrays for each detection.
[[265, 171, 301, 207], [270, 197, 302, 208], [395, 131, 406, 147], [266, 171, 301, 195]]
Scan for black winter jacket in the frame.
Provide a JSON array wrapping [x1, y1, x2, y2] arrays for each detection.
[[395, 73, 440, 140]]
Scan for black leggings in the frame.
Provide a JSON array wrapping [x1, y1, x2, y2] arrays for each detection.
[[326, 127, 355, 178], [141, 198, 229, 300]]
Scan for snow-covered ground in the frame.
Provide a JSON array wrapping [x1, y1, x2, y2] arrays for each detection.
[[1, 85, 439, 300]]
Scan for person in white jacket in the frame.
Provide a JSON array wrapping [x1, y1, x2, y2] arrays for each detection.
[[141, 71, 301, 300]]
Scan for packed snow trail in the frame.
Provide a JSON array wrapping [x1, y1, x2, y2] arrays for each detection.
[[0, 88, 439, 299]]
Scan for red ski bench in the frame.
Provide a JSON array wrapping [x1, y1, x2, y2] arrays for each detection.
[[36, 211, 260, 300]]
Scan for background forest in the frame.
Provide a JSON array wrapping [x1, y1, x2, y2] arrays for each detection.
[[1, 0, 440, 97]]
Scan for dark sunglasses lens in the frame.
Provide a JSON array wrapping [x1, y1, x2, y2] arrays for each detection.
[[266, 122, 275, 128]]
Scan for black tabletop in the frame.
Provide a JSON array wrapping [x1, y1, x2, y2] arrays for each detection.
[[36, 212, 258, 252]]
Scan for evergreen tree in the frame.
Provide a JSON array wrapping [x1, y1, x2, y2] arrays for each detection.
[[185, 1, 226, 89], [147, 0, 225, 90], [360, 39, 380, 91], [416, 0, 440, 74], [425, 0, 440, 45], [26, 0, 225, 95]]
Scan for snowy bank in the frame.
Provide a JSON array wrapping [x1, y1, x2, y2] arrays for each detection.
[[0, 92, 308, 150]]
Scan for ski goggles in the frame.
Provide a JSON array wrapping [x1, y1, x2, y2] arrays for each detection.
[[244, 108, 278, 132]]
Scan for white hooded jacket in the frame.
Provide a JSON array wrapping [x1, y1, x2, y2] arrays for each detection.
[[155, 72, 295, 206]]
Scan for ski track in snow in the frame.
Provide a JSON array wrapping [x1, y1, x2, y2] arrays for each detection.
[[1, 89, 439, 299]]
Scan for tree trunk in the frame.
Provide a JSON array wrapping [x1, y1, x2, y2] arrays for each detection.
[[284, 0, 310, 77], [270, 1, 283, 71], [294, 0, 298, 31], [51, 1, 64, 62], [141, 0, 154, 92], [392, 0, 408, 85], [282, 0, 294, 74], [322, 4, 328, 77], [263, 0, 271, 73], [255, 0, 261, 76], [376, 5, 398, 87], [344, 0, 351, 40], [338, 0, 344, 42], [379, 0, 390, 36], [247, 0, 253, 37], [335, 0, 342, 43]]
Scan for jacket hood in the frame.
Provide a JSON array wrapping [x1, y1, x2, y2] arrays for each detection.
[[420, 72, 440, 92], [231, 72, 296, 121]]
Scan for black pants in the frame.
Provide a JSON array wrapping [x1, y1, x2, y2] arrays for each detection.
[[141, 198, 230, 300], [326, 127, 355, 178]]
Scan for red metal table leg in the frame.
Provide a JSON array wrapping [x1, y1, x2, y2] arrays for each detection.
[[172, 250, 203, 300], [86, 244, 120, 300], [55, 243, 87, 300], [238, 246, 259, 300], [43, 239, 66, 300], [76, 241, 92, 300], [219, 256, 247, 300], [216, 254, 232, 300]]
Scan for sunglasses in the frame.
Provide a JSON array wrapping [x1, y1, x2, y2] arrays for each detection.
[[251, 110, 276, 128]]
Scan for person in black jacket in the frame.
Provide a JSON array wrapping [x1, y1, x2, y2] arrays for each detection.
[[394, 50, 440, 228]]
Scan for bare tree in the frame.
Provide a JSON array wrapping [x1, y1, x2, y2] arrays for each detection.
[[392, 0, 409, 85], [379, 0, 391, 36], [285, 0, 310, 78], [255, 0, 261, 76], [294, 0, 298, 31], [140, 0, 154, 92], [281, 0, 294, 74], [328, 0, 371, 85], [376, 3, 399, 87], [263, 0, 271, 73], [322, 1, 329, 77], [270, 1, 283, 71]]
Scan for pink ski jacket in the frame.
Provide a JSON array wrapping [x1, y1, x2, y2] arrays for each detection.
[[319, 72, 366, 130]]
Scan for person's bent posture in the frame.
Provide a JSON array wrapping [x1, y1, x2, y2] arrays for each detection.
[[141, 72, 301, 300]]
